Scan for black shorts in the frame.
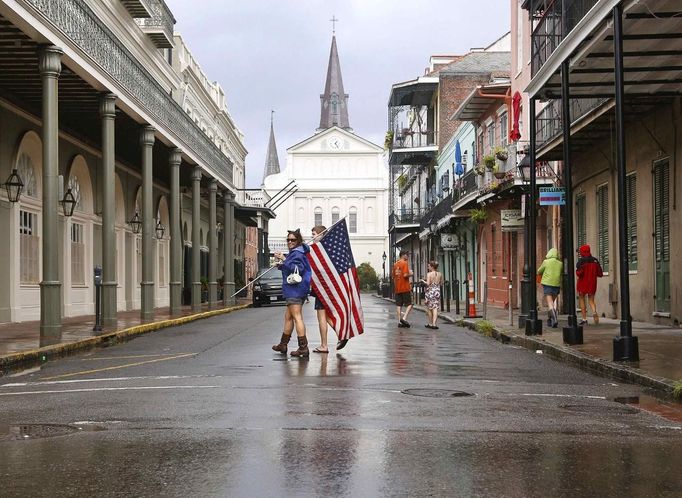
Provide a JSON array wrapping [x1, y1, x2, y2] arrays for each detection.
[[395, 292, 412, 307], [314, 297, 325, 311]]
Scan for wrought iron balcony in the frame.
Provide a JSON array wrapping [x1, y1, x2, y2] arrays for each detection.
[[389, 208, 428, 229], [135, 0, 175, 48], [24, 0, 232, 186], [535, 97, 609, 149], [531, 0, 599, 77], [120, 0, 152, 18]]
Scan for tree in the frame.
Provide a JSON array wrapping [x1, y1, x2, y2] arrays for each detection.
[[357, 262, 379, 291]]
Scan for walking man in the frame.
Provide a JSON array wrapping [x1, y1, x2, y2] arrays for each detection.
[[393, 250, 413, 327]]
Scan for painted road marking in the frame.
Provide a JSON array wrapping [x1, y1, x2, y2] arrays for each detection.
[[0, 385, 220, 396], [79, 353, 195, 361], [39, 353, 198, 381], [1, 375, 204, 388]]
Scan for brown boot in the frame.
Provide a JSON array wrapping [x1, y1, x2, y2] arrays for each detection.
[[272, 333, 291, 354], [290, 336, 309, 358]]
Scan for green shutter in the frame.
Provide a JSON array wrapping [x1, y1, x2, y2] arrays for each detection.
[[576, 194, 586, 248], [597, 185, 609, 272], [626, 173, 637, 271]]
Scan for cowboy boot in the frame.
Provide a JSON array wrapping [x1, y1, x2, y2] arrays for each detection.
[[272, 333, 292, 354], [290, 336, 309, 358]]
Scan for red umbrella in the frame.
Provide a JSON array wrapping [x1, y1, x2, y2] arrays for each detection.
[[510, 91, 522, 142]]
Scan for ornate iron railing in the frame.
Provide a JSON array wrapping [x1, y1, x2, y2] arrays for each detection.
[[390, 208, 428, 226], [452, 169, 478, 204], [24, 0, 233, 186], [535, 97, 609, 148], [135, 0, 174, 47], [531, 0, 598, 77]]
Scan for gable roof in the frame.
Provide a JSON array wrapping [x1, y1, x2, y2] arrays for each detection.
[[287, 126, 382, 152]]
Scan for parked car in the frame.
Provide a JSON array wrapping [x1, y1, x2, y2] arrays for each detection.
[[252, 268, 284, 307]]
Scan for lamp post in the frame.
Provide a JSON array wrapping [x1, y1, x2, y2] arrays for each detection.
[[525, 98, 542, 335], [382, 251, 387, 280], [518, 160, 531, 328], [4, 169, 24, 203], [155, 219, 165, 240]]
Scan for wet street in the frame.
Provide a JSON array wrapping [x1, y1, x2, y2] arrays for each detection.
[[1, 295, 681, 497]]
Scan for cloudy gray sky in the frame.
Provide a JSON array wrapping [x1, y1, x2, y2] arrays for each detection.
[[165, 0, 511, 188]]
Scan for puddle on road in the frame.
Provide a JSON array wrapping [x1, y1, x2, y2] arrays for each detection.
[[612, 395, 682, 423], [0, 423, 106, 442], [402, 388, 475, 398]]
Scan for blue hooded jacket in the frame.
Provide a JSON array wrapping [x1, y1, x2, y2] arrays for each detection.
[[280, 244, 312, 299]]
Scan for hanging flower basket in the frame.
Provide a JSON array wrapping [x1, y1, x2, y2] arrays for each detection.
[[470, 207, 487, 224], [494, 146, 509, 162], [483, 154, 496, 169], [493, 169, 507, 180], [474, 165, 486, 176]]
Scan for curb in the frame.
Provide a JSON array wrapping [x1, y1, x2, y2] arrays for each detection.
[[0, 304, 250, 373], [379, 295, 677, 398]]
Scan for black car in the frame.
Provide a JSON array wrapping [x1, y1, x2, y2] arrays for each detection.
[[252, 268, 284, 307]]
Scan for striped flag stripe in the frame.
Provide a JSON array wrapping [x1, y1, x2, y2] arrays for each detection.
[[309, 245, 349, 336]]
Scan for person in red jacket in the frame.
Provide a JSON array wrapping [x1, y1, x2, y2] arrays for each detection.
[[576, 244, 603, 325]]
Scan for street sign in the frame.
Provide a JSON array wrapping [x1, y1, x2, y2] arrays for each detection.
[[501, 209, 524, 231], [539, 187, 566, 206]]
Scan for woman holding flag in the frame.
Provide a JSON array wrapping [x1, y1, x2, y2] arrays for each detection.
[[310, 225, 348, 353]]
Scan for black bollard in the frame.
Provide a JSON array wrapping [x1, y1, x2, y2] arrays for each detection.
[[93, 265, 102, 332]]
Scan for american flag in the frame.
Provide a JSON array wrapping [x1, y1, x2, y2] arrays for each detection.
[[307, 219, 364, 340]]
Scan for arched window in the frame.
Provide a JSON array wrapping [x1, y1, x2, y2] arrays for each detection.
[[331, 206, 340, 225], [16, 153, 37, 198], [349, 206, 357, 233], [314, 206, 322, 227]]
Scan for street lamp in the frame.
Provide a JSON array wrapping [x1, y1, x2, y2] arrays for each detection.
[[61, 188, 77, 217], [155, 219, 165, 240], [128, 211, 142, 234], [4, 168, 24, 203], [382, 251, 387, 280], [517, 157, 531, 328]]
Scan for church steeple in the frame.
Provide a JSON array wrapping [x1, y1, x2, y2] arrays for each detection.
[[262, 111, 280, 184], [318, 34, 351, 132]]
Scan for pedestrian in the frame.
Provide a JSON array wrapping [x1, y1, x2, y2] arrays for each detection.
[[271, 229, 312, 357], [309, 225, 348, 353], [393, 249, 414, 327], [576, 244, 603, 325], [421, 261, 442, 329], [537, 247, 563, 328]]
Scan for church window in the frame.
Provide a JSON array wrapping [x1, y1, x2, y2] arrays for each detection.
[[314, 207, 323, 227], [349, 207, 357, 233], [332, 207, 340, 225]]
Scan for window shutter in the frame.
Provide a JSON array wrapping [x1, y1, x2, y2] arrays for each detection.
[[654, 162, 670, 263], [597, 185, 609, 272], [576, 194, 586, 248], [626, 173, 637, 271]]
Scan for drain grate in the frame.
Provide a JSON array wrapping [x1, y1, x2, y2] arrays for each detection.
[[560, 404, 638, 415], [402, 389, 474, 398], [0, 423, 105, 441]]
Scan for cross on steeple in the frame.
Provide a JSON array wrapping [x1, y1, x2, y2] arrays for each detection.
[[329, 15, 339, 35]]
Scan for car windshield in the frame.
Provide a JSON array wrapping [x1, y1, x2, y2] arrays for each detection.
[[257, 269, 282, 282]]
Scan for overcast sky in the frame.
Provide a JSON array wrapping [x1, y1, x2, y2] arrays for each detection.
[[165, 0, 511, 188]]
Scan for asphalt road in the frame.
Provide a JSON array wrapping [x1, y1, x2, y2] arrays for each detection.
[[1, 295, 681, 497]]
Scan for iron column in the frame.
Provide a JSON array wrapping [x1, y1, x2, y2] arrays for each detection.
[[561, 60, 583, 345], [100, 93, 117, 327], [223, 190, 236, 305], [38, 45, 63, 343], [140, 125, 155, 320], [208, 179, 218, 308], [169, 148, 182, 314], [526, 97, 542, 335], [612, 3, 639, 361], [191, 166, 202, 311]]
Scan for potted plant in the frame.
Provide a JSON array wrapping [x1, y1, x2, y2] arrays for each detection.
[[483, 154, 496, 169], [493, 165, 506, 179], [384, 130, 394, 149], [494, 146, 509, 162], [397, 174, 407, 190], [470, 206, 487, 224], [474, 165, 486, 176]]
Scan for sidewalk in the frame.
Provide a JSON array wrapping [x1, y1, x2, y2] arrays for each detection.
[[0, 300, 250, 372], [394, 295, 682, 398]]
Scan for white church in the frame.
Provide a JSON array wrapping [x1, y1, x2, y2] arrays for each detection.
[[263, 35, 389, 274]]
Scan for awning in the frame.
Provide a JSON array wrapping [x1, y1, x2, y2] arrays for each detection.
[[394, 232, 414, 246], [452, 82, 511, 121]]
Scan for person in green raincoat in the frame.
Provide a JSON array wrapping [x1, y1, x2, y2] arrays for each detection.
[[537, 247, 563, 328]]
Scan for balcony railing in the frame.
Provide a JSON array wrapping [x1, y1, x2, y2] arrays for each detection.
[[25, 0, 232, 186], [452, 169, 478, 205], [392, 129, 436, 150], [535, 97, 609, 148], [389, 208, 428, 228], [531, 0, 598, 76], [135, 0, 175, 48]]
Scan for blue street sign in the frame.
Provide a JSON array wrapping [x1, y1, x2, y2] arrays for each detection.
[[539, 187, 566, 206]]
